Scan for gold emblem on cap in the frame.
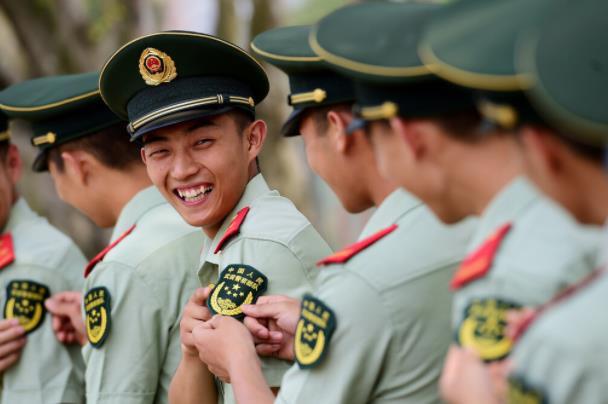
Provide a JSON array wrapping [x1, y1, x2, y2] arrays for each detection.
[[32, 132, 56, 146], [0, 131, 10, 142], [478, 100, 518, 129], [138, 48, 177, 86]]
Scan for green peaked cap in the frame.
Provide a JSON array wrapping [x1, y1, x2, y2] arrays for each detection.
[[252, 25, 355, 137], [99, 31, 269, 141], [0, 72, 123, 171], [311, 1, 474, 131], [522, 0, 608, 147]]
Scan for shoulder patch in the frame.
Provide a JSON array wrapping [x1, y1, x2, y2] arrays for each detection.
[[4, 280, 50, 334], [295, 294, 336, 369], [0, 234, 15, 270], [84, 225, 136, 278], [317, 224, 397, 266], [457, 298, 520, 362], [214, 207, 250, 254], [208, 264, 267, 320], [450, 223, 512, 290], [507, 375, 547, 404], [85, 287, 111, 348]]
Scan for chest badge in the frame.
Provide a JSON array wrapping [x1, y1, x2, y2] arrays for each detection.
[[295, 295, 336, 369], [4, 280, 50, 334], [208, 264, 267, 320], [85, 287, 111, 348]]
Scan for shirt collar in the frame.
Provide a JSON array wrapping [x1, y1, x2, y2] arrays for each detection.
[[4, 198, 37, 233], [204, 174, 271, 264], [111, 186, 167, 241], [469, 176, 539, 248], [359, 188, 421, 240]]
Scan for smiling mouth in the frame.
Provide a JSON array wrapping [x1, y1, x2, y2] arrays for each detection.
[[173, 184, 213, 204]]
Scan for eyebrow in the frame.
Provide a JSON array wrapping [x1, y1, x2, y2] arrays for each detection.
[[141, 134, 167, 145], [186, 119, 217, 133]]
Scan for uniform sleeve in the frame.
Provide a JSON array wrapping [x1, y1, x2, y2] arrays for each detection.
[[82, 262, 169, 404], [509, 326, 605, 404], [277, 269, 392, 404], [1, 264, 85, 403], [221, 238, 317, 388]]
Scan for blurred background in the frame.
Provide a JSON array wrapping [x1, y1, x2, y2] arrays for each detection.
[[0, 0, 374, 258]]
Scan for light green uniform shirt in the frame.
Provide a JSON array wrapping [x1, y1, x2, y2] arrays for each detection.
[[1, 198, 86, 403], [82, 186, 203, 404], [277, 189, 476, 404], [452, 177, 600, 362], [197, 174, 332, 404]]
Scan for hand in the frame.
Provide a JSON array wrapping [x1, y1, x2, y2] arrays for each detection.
[[45, 291, 87, 346], [180, 287, 213, 357], [506, 308, 536, 341], [242, 295, 300, 361], [0, 319, 26, 372], [192, 315, 260, 383], [440, 346, 503, 404]]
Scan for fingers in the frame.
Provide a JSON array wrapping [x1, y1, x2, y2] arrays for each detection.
[[254, 295, 294, 305], [241, 301, 287, 319], [0, 321, 25, 345], [0, 336, 26, 358], [0, 352, 20, 372], [0, 319, 20, 332], [255, 344, 282, 357], [244, 316, 270, 340], [189, 288, 209, 306]]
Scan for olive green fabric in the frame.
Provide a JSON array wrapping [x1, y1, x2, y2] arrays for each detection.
[[197, 174, 332, 403], [0, 72, 123, 172], [99, 31, 268, 140], [509, 263, 608, 403], [82, 186, 204, 404], [452, 178, 601, 361], [1, 198, 86, 403], [251, 25, 355, 137], [521, 0, 608, 147], [277, 189, 476, 403], [310, 2, 474, 130]]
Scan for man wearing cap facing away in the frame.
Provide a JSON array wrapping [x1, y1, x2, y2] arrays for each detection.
[[0, 71, 204, 404], [0, 110, 86, 403], [188, 4, 475, 404], [434, 0, 608, 403], [98, 31, 332, 404]]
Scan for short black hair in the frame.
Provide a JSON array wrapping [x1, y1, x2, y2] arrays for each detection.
[[306, 103, 353, 135], [48, 124, 141, 172]]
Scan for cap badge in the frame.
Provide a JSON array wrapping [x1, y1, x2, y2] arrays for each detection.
[[138, 48, 177, 86]]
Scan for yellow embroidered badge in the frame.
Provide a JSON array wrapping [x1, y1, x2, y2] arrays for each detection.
[[4, 280, 50, 334], [295, 295, 336, 369], [457, 298, 520, 362], [507, 375, 546, 404], [85, 287, 111, 348], [138, 48, 177, 86], [208, 264, 267, 320]]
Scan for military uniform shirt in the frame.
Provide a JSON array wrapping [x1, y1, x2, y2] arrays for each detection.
[[198, 174, 332, 404], [1, 198, 86, 403], [277, 189, 476, 404], [452, 177, 600, 362], [82, 186, 204, 404]]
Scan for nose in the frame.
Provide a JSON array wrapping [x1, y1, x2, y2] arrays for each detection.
[[171, 149, 200, 181]]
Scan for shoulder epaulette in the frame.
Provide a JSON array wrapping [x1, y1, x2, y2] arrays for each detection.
[[214, 206, 250, 254]]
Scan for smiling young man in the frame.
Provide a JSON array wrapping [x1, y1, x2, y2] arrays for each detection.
[[98, 31, 332, 404], [0, 71, 204, 404], [0, 110, 87, 403], [187, 6, 476, 404]]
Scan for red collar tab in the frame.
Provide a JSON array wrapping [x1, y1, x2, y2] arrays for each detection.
[[512, 269, 604, 342], [214, 207, 250, 254], [0, 234, 15, 270], [451, 223, 512, 290], [84, 224, 136, 278], [317, 224, 398, 267]]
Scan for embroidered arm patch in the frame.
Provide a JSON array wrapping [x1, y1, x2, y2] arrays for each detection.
[[85, 287, 112, 348], [295, 294, 336, 369], [208, 264, 267, 320], [457, 298, 520, 362], [507, 375, 547, 404], [4, 280, 50, 334]]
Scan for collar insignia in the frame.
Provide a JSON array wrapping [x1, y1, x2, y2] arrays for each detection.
[[0, 234, 15, 270], [214, 207, 250, 254], [317, 224, 397, 266], [84, 225, 135, 278]]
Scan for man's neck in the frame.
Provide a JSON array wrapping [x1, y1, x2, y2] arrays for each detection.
[[104, 166, 152, 225]]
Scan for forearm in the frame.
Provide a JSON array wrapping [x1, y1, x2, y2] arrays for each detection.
[[230, 359, 275, 404], [169, 353, 217, 404]]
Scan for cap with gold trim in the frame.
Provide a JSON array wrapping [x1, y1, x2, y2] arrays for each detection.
[[251, 25, 355, 137], [99, 31, 269, 141], [419, 0, 565, 130], [311, 1, 475, 133], [0, 72, 123, 171], [0, 111, 8, 143]]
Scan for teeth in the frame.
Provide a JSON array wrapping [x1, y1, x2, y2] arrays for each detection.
[[175, 185, 212, 202]]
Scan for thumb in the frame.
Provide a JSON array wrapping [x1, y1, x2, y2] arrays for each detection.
[[241, 301, 285, 319]]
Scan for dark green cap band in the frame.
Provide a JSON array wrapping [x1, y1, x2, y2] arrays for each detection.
[[252, 25, 354, 137], [100, 31, 268, 141], [0, 72, 123, 172], [0, 111, 8, 143]]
